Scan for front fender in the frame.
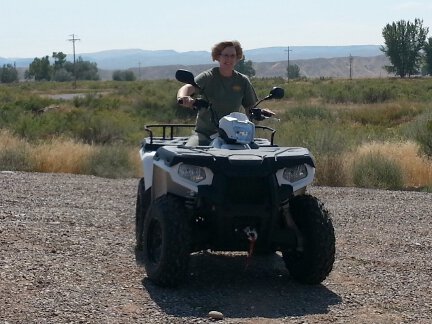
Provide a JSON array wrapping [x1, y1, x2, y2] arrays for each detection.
[[140, 148, 156, 190]]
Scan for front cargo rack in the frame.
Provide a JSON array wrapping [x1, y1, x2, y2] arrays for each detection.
[[142, 124, 277, 152]]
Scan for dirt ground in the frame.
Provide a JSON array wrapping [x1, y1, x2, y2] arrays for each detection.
[[1, 171, 431, 323]]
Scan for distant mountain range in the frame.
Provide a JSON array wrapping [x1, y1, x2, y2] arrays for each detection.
[[106, 55, 389, 80], [2, 45, 383, 69], [3, 45, 391, 79]]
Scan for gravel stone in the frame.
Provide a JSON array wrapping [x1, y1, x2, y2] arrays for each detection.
[[1, 172, 431, 323]]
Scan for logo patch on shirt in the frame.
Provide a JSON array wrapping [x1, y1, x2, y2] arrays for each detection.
[[232, 85, 242, 92]]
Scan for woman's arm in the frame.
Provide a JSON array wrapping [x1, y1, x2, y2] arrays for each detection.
[[177, 84, 196, 108]]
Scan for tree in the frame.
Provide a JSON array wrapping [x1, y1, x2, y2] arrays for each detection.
[[64, 57, 99, 81], [52, 51, 73, 81], [24, 53, 98, 82], [0, 63, 19, 83], [52, 52, 67, 71], [287, 64, 301, 80], [423, 37, 432, 76], [235, 57, 255, 77], [112, 70, 136, 81], [25, 56, 52, 81], [381, 18, 428, 78], [52, 68, 73, 82]]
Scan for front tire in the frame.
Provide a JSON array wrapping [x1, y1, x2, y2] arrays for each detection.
[[282, 194, 335, 284], [142, 195, 191, 287]]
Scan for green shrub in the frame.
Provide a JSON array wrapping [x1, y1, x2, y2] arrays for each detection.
[[13, 114, 44, 139], [317, 80, 397, 104], [67, 110, 136, 144], [0, 147, 33, 171], [112, 70, 136, 81], [352, 152, 404, 190], [276, 119, 350, 156], [84, 145, 135, 178], [421, 185, 432, 193], [405, 112, 432, 157], [284, 105, 333, 121], [18, 96, 54, 112], [73, 93, 120, 110], [419, 120, 432, 157], [1, 77, 432, 183], [345, 102, 423, 127], [360, 85, 395, 103]]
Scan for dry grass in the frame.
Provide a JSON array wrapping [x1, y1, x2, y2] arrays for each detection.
[[0, 131, 33, 171], [129, 148, 142, 178], [0, 130, 27, 150], [2, 131, 431, 189], [1, 131, 142, 177], [348, 141, 432, 188], [30, 138, 94, 174]]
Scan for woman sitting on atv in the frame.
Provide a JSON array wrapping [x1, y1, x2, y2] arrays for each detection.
[[177, 40, 273, 146]]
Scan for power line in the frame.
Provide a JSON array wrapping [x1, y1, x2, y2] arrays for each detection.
[[68, 34, 81, 87], [285, 46, 293, 82], [349, 54, 354, 79], [138, 62, 141, 80]]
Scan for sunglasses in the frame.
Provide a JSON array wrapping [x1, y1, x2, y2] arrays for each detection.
[[220, 54, 237, 59]]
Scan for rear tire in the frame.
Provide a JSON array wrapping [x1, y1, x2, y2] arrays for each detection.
[[282, 194, 335, 284], [142, 195, 191, 287]]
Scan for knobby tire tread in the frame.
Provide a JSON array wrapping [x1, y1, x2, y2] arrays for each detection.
[[143, 195, 191, 287], [283, 194, 335, 284]]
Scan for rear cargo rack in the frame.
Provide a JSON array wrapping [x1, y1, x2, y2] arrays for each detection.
[[142, 124, 195, 151], [144, 124, 195, 142]]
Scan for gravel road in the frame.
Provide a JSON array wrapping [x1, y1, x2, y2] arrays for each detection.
[[1, 171, 431, 323]]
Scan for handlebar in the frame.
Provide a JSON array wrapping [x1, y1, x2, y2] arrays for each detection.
[[249, 108, 278, 122], [177, 97, 210, 110], [178, 97, 277, 122]]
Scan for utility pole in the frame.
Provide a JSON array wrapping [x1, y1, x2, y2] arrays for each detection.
[[138, 62, 141, 80], [349, 54, 353, 80], [68, 34, 80, 88], [285, 46, 293, 82]]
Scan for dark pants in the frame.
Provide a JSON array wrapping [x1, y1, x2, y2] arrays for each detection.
[[186, 132, 212, 146]]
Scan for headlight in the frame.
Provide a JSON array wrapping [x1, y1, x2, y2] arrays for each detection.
[[283, 165, 308, 182], [178, 164, 206, 183]]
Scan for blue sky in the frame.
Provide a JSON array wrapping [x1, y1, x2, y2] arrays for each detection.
[[2, 0, 432, 58]]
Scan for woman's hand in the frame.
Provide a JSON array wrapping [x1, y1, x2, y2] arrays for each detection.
[[177, 84, 196, 108], [261, 108, 275, 117], [249, 107, 276, 121], [177, 96, 195, 108]]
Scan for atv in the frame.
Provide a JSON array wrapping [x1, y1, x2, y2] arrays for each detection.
[[135, 70, 335, 287]]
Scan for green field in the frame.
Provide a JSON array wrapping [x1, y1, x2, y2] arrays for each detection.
[[1, 78, 431, 191]]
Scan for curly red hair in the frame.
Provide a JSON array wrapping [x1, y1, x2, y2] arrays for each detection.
[[211, 40, 244, 61]]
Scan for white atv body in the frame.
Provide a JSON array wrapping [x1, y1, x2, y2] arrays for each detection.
[[134, 70, 335, 288]]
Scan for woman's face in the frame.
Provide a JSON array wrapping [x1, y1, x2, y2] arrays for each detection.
[[218, 46, 238, 70]]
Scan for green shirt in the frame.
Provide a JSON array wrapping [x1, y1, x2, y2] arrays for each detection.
[[194, 67, 257, 137]]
